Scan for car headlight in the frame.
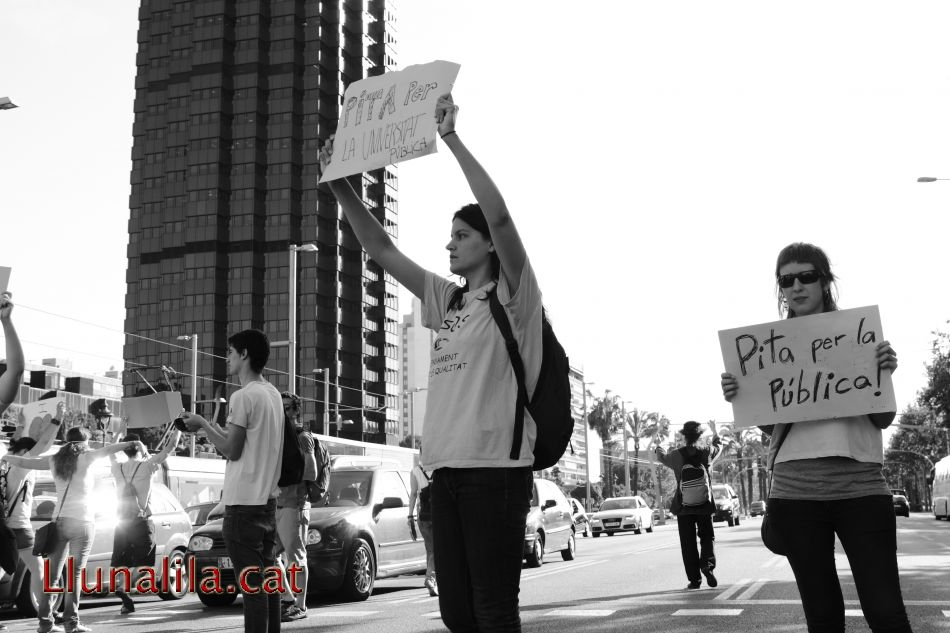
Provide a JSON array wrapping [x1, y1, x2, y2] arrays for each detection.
[[591, 518, 602, 524], [626, 515, 637, 521], [189, 535, 214, 552], [306, 528, 322, 545]]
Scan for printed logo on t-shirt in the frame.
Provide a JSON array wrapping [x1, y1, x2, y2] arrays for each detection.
[[429, 311, 473, 378]]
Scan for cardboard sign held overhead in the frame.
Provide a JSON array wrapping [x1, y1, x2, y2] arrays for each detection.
[[0, 267, 10, 295], [718, 306, 896, 428], [319, 60, 461, 182], [122, 391, 183, 429], [16, 397, 65, 455]]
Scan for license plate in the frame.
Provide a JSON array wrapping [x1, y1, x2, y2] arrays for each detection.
[[219, 556, 233, 569], [604, 521, 620, 526]]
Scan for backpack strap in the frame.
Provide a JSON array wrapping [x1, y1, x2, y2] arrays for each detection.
[[487, 288, 529, 461], [6, 480, 29, 519], [122, 462, 148, 513]]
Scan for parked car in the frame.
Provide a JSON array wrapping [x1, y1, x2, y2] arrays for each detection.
[[569, 498, 591, 537], [749, 500, 767, 517], [186, 457, 426, 605], [524, 478, 576, 567], [711, 484, 741, 526], [589, 496, 654, 537], [0, 466, 192, 616], [892, 493, 910, 517], [184, 501, 220, 528]]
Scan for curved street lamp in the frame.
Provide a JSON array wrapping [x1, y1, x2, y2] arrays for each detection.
[[917, 177, 950, 182]]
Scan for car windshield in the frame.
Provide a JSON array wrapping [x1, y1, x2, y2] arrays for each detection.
[[600, 499, 637, 511], [713, 489, 730, 500], [325, 471, 374, 507]]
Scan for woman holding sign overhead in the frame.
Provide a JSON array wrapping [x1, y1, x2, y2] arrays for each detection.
[[319, 94, 543, 633], [720, 242, 910, 633]]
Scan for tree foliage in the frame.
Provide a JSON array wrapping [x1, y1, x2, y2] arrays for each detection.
[[918, 325, 950, 429]]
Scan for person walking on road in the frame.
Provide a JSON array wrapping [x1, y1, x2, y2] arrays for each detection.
[[274, 392, 313, 622], [408, 455, 437, 597], [108, 427, 181, 614], [655, 421, 723, 590], [720, 242, 911, 633], [182, 329, 284, 633], [319, 94, 543, 633]]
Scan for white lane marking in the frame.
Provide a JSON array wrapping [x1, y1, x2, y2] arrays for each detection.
[[312, 610, 379, 617], [735, 578, 769, 600], [845, 609, 864, 617], [714, 578, 752, 601], [943, 610, 950, 617], [546, 609, 616, 617], [422, 611, 442, 618], [522, 559, 602, 581], [673, 609, 743, 616], [380, 594, 428, 604]]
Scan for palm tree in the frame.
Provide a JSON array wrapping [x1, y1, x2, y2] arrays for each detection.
[[626, 409, 669, 495], [587, 393, 622, 494]]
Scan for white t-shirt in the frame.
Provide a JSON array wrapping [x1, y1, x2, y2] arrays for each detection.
[[54, 452, 99, 522], [222, 379, 284, 506], [772, 415, 884, 465], [420, 261, 543, 470]]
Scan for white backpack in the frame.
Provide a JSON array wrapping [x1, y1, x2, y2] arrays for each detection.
[[679, 450, 711, 507]]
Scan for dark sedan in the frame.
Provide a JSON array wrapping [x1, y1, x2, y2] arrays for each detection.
[[892, 494, 910, 517], [186, 459, 426, 605]]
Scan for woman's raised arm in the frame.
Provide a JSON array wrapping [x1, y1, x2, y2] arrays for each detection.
[[319, 142, 428, 299]]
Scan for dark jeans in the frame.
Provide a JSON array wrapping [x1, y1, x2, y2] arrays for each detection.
[[769, 496, 912, 633], [223, 500, 280, 633], [676, 513, 715, 583], [431, 467, 532, 633]]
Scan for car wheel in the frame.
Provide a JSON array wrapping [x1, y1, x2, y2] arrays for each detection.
[[338, 538, 376, 601], [159, 549, 189, 600], [584, 526, 591, 537], [197, 587, 238, 607], [734, 515, 740, 526], [561, 533, 576, 561], [525, 532, 544, 568], [633, 519, 642, 535], [606, 531, 615, 536], [645, 518, 654, 533], [727, 516, 735, 527]]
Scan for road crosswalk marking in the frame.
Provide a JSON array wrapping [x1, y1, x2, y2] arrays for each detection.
[[673, 609, 743, 616], [735, 578, 770, 600], [522, 559, 602, 581], [312, 610, 379, 617], [714, 578, 752, 601], [545, 609, 616, 617], [845, 609, 864, 617], [943, 610, 950, 618]]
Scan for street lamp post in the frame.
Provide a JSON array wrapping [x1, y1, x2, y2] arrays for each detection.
[[284, 243, 318, 396], [621, 400, 635, 496], [312, 368, 330, 435], [176, 333, 198, 457], [408, 387, 427, 450], [917, 177, 950, 182]]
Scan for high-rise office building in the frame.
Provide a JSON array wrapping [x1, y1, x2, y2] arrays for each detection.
[[399, 296, 433, 444], [124, 0, 400, 442]]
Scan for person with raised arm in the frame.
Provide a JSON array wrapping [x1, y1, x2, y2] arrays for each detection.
[[0, 292, 24, 416], [108, 424, 181, 614], [2, 428, 145, 633], [320, 94, 543, 633]]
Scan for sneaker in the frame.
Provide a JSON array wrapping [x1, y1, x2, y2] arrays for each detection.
[[685, 580, 702, 590], [65, 624, 92, 633], [281, 606, 307, 622], [701, 567, 718, 588], [53, 615, 64, 625]]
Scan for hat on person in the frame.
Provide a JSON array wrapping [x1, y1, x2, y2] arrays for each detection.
[[679, 421, 703, 437]]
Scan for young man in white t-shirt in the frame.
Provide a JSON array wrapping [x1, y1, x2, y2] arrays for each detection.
[[183, 329, 284, 633]]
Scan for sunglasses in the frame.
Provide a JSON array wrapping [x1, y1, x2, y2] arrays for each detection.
[[777, 270, 822, 289]]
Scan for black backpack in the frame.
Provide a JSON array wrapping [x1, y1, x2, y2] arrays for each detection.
[[417, 468, 432, 521], [278, 415, 305, 487], [488, 289, 574, 471]]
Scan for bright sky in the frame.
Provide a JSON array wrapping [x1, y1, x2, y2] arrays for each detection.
[[2, 1, 950, 427]]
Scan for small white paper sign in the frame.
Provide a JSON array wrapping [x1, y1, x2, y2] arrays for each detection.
[[319, 60, 461, 182], [0, 267, 10, 294], [718, 305, 896, 428], [122, 391, 183, 428], [18, 397, 65, 437]]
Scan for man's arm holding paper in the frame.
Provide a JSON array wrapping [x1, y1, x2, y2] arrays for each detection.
[[0, 293, 24, 415]]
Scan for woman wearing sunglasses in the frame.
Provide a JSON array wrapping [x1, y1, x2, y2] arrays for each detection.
[[720, 242, 911, 633]]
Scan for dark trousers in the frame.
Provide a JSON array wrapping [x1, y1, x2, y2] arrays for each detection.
[[431, 467, 532, 633], [769, 496, 912, 633], [223, 500, 281, 633], [676, 513, 715, 583]]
